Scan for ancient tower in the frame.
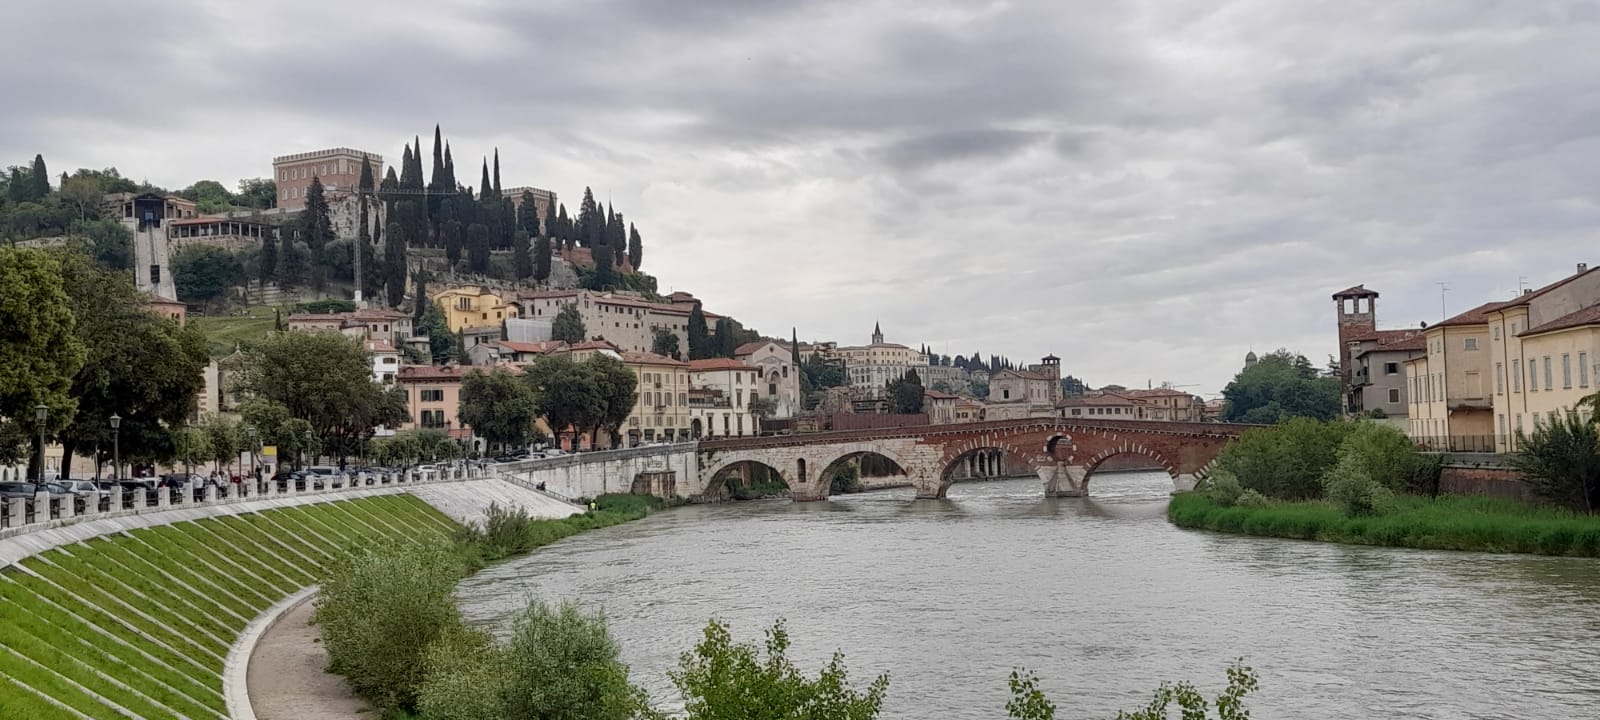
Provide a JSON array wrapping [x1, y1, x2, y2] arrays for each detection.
[[1330, 284, 1379, 392]]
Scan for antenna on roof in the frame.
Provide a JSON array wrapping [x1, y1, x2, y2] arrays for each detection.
[[1517, 276, 1528, 295], [1435, 282, 1450, 321]]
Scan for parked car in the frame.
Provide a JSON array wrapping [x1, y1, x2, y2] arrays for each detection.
[[58, 480, 102, 497], [0, 482, 42, 500]]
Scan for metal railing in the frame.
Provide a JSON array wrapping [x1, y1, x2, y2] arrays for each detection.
[[1412, 435, 1504, 453], [0, 465, 487, 536]]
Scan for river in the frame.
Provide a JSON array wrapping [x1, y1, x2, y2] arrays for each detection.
[[456, 472, 1600, 719]]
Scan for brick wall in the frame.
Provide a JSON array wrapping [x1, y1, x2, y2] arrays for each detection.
[[1439, 464, 1529, 502]]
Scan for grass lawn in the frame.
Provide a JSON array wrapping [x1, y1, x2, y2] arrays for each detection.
[[1168, 492, 1600, 557], [188, 304, 282, 357]]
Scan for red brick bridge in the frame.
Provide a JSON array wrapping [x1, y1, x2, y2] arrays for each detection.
[[695, 418, 1253, 501]]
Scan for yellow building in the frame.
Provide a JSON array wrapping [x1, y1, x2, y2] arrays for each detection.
[[623, 351, 693, 445], [1408, 263, 1600, 451], [433, 286, 517, 333]]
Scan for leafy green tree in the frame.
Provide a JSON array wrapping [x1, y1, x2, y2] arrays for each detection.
[[258, 230, 278, 286], [277, 233, 308, 290], [458, 368, 538, 453], [1512, 411, 1600, 513], [232, 331, 399, 460], [551, 304, 586, 344], [467, 223, 491, 274], [418, 302, 456, 363], [1060, 375, 1086, 396], [887, 369, 925, 414], [180, 179, 236, 214], [687, 305, 711, 360], [1214, 418, 1354, 500], [671, 618, 888, 720], [28, 154, 50, 200], [75, 219, 132, 271], [588, 353, 640, 448], [651, 328, 682, 360], [502, 600, 650, 720], [1221, 349, 1340, 423], [1337, 422, 1424, 493], [525, 355, 604, 450], [52, 253, 209, 476], [384, 220, 408, 308], [172, 245, 245, 306], [236, 177, 277, 210], [0, 248, 86, 471], [201, 414, 245, 474]]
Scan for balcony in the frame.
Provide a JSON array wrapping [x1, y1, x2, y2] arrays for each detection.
[[1446, 396, 1493, 411], [1351, 367, 1371, 388]]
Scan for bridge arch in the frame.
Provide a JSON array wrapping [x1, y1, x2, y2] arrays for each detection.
[[699, 458, 792, 501], [934, 438, 1042, 498], [814, 448, 912, 497], [1079, 442, 1180, 490]]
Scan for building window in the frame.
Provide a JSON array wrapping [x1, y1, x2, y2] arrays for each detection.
[[1582, 352, 1590, 388], [1388, 388, 1400, 403], [1384, 362, 1399, 375], [421, 389, 444, 402], [1498, 414, 1506, 438], [1464, 338, 1478, 351], [1493, 327, 1501, 340], [1495, 363, 1504, 395], [1562, 354, 1572, 388], [1529, 361, 1537, 392], [1513, 359, 1522, 392], [1544, 356, 1553, 390]]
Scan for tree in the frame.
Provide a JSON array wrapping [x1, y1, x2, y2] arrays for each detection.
[[651, 328, 682, 360], [552, 304, 586, 344], [458, 368, 538, 453], [588, 354, 639, 447], [1005, 662, 1257, 720], [384, 221, 407, 308], [52, 252, 208, 477], [202, 415, 245, 475], [232, 331, 398, 460], [466, 223, 490, 274], [627, 223, 642, 270], [589, 231, 615, 289], [258, 230, 278, 286], [29, 154, 50, 200], [1060, 375, 1086, 396], [1512, 411, 1600, 513], [670, 618, 888, 720], [443, 220, 464, 268], [277, 232, 307, 290], [236, 177, 277, 210], [172, 245, 244, 307], [76, 219, 132, 271], [300, 176, 336, 252], [180, 179, 236, 214], [0, 248, 86, 472], [417, 302, 456, 363], [1221, 349, 1340, 423], [712, 317, 737, 358], [887, 369, 925, 414], [525, 355, 604, 449], [1214, 418, 1355, 500], [512, 229, 532, 280], [687, 305, 711, 360], [532, 232, 552, 284]]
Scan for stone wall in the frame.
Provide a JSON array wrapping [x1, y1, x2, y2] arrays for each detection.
[[496, 443, 698, 501], [1439, 463, 1529, 502]]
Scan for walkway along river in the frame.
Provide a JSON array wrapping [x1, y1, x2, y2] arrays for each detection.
[[456, 472, 1600, 720]]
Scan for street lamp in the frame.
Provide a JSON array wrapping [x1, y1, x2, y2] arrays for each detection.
[[34, 404, 48, 484], [302, 430, 312, 469], [109, 414, 121, 481]]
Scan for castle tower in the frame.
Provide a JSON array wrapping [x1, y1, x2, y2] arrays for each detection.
[[871, 321, 883, 345], [1331, 284, 1379, 392], [1040, 354, 1061, 403]]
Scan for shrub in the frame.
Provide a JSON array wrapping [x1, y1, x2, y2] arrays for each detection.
[[1339, 422, 1420, 493], [1201, 471, 1245, 507], [499, 600, 652, 720], [671, 619, 889, 720], [314, 542, 466, 712], [1511, 411, 1600, 513], [416, 625, 507, 720], [1214, 418, 1353, 500], [1235, 489, 1271, 508], [1005, 662, 1257, 720], [1322, 453, 1393, 517]]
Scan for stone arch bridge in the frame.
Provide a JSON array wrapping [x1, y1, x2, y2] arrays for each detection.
[[695, 419, 1253, 501]]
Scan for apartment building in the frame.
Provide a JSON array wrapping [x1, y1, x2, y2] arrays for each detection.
[[1407, 263, 1600, 451], [514, 289, 721, 355], [840, 324, 929, 398], [688, 358, 763, 438], [622, 351, 693, 445], [434, 286, 517, 333], [397, 365, 470, 440]]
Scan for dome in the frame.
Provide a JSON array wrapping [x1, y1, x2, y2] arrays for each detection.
[[1245, 350, 1257, 361]]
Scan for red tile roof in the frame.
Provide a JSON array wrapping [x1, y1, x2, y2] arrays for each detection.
[[1057, 394, 1138, 408], [566, 340, 621, 352], [1345, 328, 1421, 343], [734, 341, 787, 356], [688, 358, 756, 372], [923, 389, 959, 400], [1331, 284, 1380, 298], [1436, 300, 1508, 327], [1357, 333, 1427, 355], [1520, 304, 1600, 337], [364, 339, 397, 353], [498, 340, 566, 354], [621, 351, 688, 366], [397, 365, 467, 381]]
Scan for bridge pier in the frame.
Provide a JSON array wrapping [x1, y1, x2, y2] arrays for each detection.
[[1172, 473, 1200, 494], [1041, 463, 1087, 498]]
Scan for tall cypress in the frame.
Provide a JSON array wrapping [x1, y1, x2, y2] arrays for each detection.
[[259, 228, 278, 286], [444, 220, 464, 268], [687, 304, 710, 360], [577, 188, 598, 248], [427, 125, 445, 219], [467, 223, 491, 273], [627, 224, 642, 270], [513, 229, 532, 280], [384, 220, 407, 307], [541, 194, 556, 238], [413, 270, 429, 325], [277, 228, 304, 289], [557, 204, 572, 250], [300, 176, 335, 252], [28, 154, 49, 200], [610, 209, 627, 266], [791, 328, 801, 367], [492, 149, 503, 198], [533, 232, 552, 284]]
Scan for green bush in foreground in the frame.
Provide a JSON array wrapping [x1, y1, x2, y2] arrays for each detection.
[[1511, 411, 1600, 513], [1005, 662, 1258, 720], [671, 618, 889, 720], [1170, 492, 1600, 556]]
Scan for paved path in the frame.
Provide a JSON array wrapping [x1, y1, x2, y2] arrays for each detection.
[[247, 596, 368, 720]]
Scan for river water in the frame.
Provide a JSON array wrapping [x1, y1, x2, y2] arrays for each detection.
[[456, 472, 1600, 719]]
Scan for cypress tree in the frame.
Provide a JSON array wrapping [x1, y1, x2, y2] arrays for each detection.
[[557, 204, 572, 250], [444, 220, 464, 268], [300, 176, 335, 252], [384, 220, 407, 308], [277, 229, 305, 289], [608, 207, 626, 266], [399, 144, 416, 193], [518, 191, 539, 234], [627, 224, 642, 270], [577, 187, 598, 248], [413, 270, 429, 325], [29, 154, 49, 200], [713, 317, 737, 358], [467, 223, 490, 273], [687, 304, 710, 360], [258, 229, 278, 286], [533, 233, 552, 284], [492, 148, 503, 198], [427, 125, 445, 219], [542, 195, 557, 239], [513, 229, 532, 280], [479, 159, 492, 201], [591, 232, 613, 289], [791, 328, 801, 367]]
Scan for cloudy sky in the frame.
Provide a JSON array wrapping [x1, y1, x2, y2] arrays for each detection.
[[7, 1, 1599, 393]]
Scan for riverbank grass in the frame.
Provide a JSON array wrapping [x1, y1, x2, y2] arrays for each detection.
[[1169, 492, 1600, 556]]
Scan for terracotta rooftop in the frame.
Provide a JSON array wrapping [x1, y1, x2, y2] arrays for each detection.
[[621, 350, 688, 366], [995, 368, 1052, 382], [734, 341, 787, 356], [397, 365, 467, 381], [1520, 304, 1600, 337], [363, 339, 397, 353], [1345, 328, 1421, 343], [688, 358, 756, 371], [1436, 300, 1508, 327], [1332, 284, 1380, 298], [923, 389, 959, 400], [1356, 332, 1427, 355], [565, 340, 621, 352], [1057, 394, 1138, 408]]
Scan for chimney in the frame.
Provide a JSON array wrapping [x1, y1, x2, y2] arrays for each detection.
[[1579, 263, 1590, 274], [1524, 289, 1534, 295]]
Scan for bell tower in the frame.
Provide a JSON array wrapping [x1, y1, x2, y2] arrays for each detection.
[[871, 321, 884, 345], [1331, 284, 1379, 394]]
